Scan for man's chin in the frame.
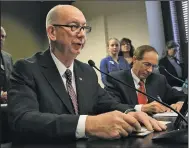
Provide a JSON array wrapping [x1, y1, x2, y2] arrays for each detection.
[[140, 75, 149, 80]]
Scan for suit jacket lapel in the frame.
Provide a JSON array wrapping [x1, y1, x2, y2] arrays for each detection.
[[123, 70, 138, 105], [39, 49, 75, 114], [2, 52, 9, 78], [74, 62, 88, 114]]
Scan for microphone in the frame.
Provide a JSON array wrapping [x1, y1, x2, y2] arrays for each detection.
[[88, 60, 187, 124], [159, 66, 187, 85]]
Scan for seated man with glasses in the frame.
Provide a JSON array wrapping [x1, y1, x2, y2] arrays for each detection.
[[104, 45, 187, 115], [8, 5, 166, 143]]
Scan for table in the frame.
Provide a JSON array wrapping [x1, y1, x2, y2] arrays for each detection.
[[5, 117, 187, 148]]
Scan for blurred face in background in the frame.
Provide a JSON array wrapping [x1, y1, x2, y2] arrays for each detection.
[[167, 48, 177, 57], [0, 27, 6, 50], [121, 41, 131, 53], [108, 39, 120, 57]]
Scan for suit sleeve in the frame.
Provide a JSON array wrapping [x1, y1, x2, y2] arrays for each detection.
[[161, 75, 187, 104], [8, 60, 79, 140], [94, 72, 135, 114]]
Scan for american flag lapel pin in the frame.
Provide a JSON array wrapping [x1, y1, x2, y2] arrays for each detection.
[[79, 77, 82, 81]]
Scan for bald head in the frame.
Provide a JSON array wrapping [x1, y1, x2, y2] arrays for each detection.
[[1, 26, 6, 36], [46, 5, 85, 28], [1, 26, 6, 50]]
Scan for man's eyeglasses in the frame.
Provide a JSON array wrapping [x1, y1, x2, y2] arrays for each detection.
[[52, 24, 92, 33], [142, 62, 159, 69]]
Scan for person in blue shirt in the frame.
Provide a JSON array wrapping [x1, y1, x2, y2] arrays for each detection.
[[100, 38, 130, 84]]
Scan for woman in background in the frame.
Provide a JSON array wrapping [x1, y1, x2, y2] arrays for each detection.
[[119, 38, 135, 66], [100, 38, 130, 85]]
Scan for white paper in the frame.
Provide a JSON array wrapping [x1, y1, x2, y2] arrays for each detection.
[[153, 112, 178, 117], [153, 112, 188, 118]]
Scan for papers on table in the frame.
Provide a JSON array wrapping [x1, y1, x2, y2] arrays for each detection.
[[153, 112, 178, 117], [153, 112, 188, 118]]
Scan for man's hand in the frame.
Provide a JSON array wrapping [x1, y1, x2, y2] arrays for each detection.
[[1, 91, 7, 100], [128, 111, 167, 132], [85, 111, 141, 139], [141, 101, 168, 114], [166, 102, 184, 112]]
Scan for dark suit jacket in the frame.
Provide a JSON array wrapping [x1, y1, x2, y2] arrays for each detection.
[[8, 49, 130, 143], [1, 50, 13, 91], [159, 57, 185, 87], [104, 70, 187, 109]]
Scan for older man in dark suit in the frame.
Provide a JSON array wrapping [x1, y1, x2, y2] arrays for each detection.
[[8, 5, 166, 143], [0, 26, 13, 103], [104, 45, 186, 115]]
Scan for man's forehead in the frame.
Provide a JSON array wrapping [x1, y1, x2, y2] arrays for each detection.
[[57, 7, 86, 24], [143, 51, 158, 57]]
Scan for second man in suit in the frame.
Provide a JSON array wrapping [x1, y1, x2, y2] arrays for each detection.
[[105, 45, 186, 114]]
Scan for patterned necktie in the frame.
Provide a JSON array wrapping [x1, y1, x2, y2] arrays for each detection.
[[138, 80, 148, 104], [64, 69, 78, 114]]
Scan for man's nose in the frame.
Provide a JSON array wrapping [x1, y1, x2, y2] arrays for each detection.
[[77, 28, 86, 37]]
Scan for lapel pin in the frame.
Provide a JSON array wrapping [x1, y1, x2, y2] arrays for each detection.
[[79, 77, 82, 81]]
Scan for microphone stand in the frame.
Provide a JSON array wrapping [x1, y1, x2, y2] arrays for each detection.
[[88, 60, 188, 144], [159, 66, 187, 85]]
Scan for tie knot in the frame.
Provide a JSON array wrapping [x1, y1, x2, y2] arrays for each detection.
[[139, 80, 144, 86], [65, 69, 72, 83]]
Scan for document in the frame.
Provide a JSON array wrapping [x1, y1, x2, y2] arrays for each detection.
[[153, 112, 178, 117], [153, 112, 188, 118]]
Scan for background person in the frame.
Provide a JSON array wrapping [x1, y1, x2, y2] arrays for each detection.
[[100, 38, 130, 85]]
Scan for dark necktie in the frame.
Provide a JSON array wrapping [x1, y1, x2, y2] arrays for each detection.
[[138, 80, 148, 104], [64, 69, 78, 114]]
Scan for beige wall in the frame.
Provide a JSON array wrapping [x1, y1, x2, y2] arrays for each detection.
[[2, 1, 150, 87], [74, 1, 150, 86], [1, 15, 42, 62]]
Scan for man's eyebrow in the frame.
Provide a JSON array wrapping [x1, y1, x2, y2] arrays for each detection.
[[68, 21, 87, 26]]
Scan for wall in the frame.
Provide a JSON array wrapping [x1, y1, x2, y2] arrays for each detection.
[[73, 1, 150, 86], [1, 1, 150, 86]]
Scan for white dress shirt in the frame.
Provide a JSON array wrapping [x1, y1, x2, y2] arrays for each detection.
[[50, 51, 87, 139], [131, 69, 147, 111]]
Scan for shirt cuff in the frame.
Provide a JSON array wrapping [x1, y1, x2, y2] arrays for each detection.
[[76, 115, 87, 139], [134, 105, 143, 111]]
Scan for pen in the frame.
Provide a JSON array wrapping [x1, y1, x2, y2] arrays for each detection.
[[157, 95, 162, 102]]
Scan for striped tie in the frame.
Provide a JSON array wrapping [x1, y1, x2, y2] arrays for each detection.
[[64, 69, 78, 114]]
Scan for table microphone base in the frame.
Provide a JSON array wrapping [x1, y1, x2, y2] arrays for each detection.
[[152, 128, 188, 144]]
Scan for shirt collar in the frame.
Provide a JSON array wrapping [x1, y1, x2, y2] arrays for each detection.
[[50, 50, 74, 78]]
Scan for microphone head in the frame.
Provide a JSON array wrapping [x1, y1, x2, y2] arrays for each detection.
[[88, 60, 95, 67]]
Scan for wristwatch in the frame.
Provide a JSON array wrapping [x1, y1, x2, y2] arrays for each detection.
[[124, 108, 136, 114]]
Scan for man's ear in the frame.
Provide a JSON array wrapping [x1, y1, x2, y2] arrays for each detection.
[[132, 56, 137, 64], [46, 26, 56, 41]]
